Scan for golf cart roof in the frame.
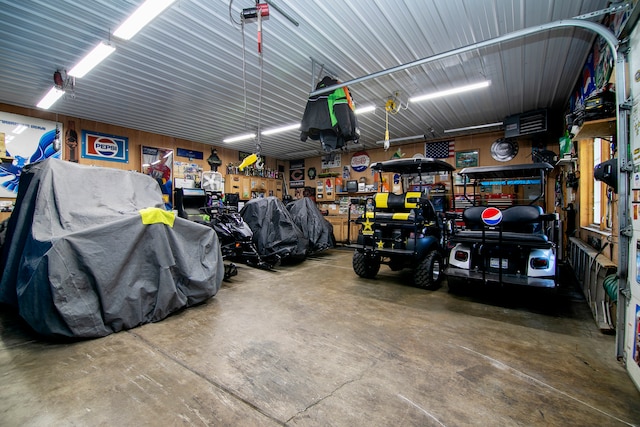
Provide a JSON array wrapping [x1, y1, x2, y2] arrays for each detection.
[[370, 157, 455, 174], [459, 162, 553, 180]]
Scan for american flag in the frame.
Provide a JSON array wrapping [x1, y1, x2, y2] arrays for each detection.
[[425, 140, 455, 158]]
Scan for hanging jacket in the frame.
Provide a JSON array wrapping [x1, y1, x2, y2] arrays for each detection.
[[300, 76, 360, 150]]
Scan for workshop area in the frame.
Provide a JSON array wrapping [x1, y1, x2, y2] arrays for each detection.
[[1, 249, 639, 426], [1, 1, 640, 425]]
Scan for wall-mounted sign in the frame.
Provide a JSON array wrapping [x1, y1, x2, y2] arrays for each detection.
[[289, 168, 305, 188], [82, 130, 129, 163], [351, 151, 370, 172], [0, 111, 62, 198], [290, 159, 304, 169], [176, 147, 203, 160], [321, 153, 341, 169]]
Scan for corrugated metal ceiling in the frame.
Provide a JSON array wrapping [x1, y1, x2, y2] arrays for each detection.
[[0, 0, 614, 159]]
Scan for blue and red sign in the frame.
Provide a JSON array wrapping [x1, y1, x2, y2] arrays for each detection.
[[351, 151, 370, 172], [81, 130, 129, 163], [481, 207, 502, 226]]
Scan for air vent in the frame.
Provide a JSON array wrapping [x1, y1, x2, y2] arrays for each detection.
[[503, 109, 547, 138]]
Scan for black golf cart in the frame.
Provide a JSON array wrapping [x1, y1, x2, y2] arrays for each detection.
[[444, 162, 560, 291], [351, 157, 455, 288]]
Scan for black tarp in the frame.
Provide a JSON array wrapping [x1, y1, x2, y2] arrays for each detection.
[[286, 197, 335, 253], [0, 159, 223, 338], [240, 197, 308, 263]]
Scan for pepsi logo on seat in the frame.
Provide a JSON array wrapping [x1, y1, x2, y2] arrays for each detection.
[[481, 207, 502, 226]]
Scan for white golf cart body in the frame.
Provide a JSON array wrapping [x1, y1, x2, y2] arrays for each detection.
[[444, 162, 559, 290]]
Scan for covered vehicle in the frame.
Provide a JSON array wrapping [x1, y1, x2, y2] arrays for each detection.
[[286, 197, 335, 254], [444, 162, 559, 291], [240, 196, 308, 263], [0, 159, 223, 338], [351, 157, 455, 289]]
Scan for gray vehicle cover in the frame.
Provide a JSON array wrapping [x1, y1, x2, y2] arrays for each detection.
[[286, 197, 335, 253], [240, 197, 308, 262], [0, 159, 223, 338]]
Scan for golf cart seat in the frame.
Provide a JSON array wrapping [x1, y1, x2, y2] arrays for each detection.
[[457, 205, 550, 244], [501, 205, 546, 234], [365, 191, 439, 223], [462, 206, 487, 230]]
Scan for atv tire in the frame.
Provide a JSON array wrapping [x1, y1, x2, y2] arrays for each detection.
[[353, 251, 381, 279], [414, 250, 443, 289]]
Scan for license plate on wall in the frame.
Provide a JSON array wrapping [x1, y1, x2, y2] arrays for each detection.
[[490, 258, 508, 269]]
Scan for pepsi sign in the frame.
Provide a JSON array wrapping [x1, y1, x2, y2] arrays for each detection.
[[81, 130, 129, 163], [350, 151, 370, 172], [481, 207, 502, 226]]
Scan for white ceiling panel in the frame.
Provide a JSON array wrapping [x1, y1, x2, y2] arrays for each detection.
[[0, 0, 618, 159]]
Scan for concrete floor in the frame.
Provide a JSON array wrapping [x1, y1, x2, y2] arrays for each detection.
[[0, 248, 639, 426]]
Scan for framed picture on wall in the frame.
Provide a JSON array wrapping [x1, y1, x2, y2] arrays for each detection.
[[0, 111, 62, 198], [455, 150, 479, 169], [141, 146, 173, 209]]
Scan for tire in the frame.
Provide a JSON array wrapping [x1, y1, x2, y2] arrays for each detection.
[[353, 251, 381, 279], [414, 250, 443, 289]]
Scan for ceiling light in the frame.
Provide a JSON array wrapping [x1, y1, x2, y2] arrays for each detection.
[[261, 123, 300, 136], [36, 86, 65, 109], [223, 133, 256, 143], [113, 0, 177, 40], [409, 81, 491, 103], [68, 42, 116, 78], [375, 134, 426, 145], [444, 121, 503, 133], [355, 105, 376, 115]]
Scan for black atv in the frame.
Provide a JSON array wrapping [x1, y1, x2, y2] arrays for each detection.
[[351, 157, 455, 289]]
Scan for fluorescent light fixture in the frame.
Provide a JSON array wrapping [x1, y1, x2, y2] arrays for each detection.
[[68, 42, 116, 78], [113, 0, 177, 40], [36, 86, 65, 109], [355, 105, 376, 115], [409, 80, 491, 103], [261, 123, 300, 136], [223, 133, 256, 143], [375, 134, 426, 145], [444, 121, 503, 133]]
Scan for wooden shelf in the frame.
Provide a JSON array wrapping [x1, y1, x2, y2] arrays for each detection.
[[572, 118, 616, 141]]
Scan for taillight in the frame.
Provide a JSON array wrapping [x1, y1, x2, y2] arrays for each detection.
[[530, 257, 549, 269], [455, 250, 468, 262]]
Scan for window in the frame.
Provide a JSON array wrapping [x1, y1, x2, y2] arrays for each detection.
[[578, 136, 612, 231], [593, 138, 602, 225]]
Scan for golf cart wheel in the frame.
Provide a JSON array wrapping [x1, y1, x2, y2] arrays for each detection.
[[353, 251, 381, 279], [414, 250, 443, 289]]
